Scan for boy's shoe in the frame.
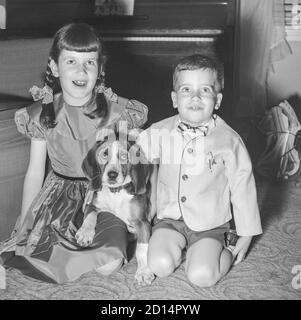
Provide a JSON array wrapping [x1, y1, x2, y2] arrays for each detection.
[[224, 230, 238, 252]]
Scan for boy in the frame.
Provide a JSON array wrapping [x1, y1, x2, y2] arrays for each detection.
[[137, 54, 262, 287]]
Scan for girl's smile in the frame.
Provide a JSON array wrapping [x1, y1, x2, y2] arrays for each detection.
[[50, 49, 99, 106], [73, 80, 88, 87]]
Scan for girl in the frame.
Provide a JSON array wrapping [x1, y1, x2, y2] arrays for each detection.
[[0, 23, 148, 283]]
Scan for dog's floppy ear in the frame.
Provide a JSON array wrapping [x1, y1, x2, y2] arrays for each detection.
[[82, 140, 105, 191], [129, 144, 151, 194]]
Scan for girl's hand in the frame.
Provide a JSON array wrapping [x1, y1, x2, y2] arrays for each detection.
[[232, 235, 253, 265]]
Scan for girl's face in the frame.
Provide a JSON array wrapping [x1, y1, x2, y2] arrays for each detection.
[[51, 49, 99, 106], [171, 68, 222, 126]]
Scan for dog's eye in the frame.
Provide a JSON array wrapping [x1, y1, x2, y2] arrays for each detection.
[[99, 149, 109, 160]]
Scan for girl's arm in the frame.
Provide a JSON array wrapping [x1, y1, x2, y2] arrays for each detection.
[[19, 139, 47, 227]]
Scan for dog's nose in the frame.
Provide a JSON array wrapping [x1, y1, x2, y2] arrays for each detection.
[[108, 170, 118, 180]]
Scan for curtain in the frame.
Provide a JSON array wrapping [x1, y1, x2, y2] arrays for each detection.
[[236, 0, 291, 118], [270, 0, 292, 70]]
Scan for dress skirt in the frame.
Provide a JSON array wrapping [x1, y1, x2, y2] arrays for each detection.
[[0, 171, 129, 283]]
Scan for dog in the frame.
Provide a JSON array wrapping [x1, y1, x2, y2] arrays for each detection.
[[75, 132, 156, 285]]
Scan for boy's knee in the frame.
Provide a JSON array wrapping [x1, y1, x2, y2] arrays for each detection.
[[187, 265, 220, 288], [148, 254, 176, 278]]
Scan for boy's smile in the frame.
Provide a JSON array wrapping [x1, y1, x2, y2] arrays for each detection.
[[50, 49, 99, 106], [171, 68, 223, 127]]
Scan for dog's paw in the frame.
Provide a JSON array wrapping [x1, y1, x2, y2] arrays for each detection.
[[75, 226, 95, 247], [135, 267, 155, 286]]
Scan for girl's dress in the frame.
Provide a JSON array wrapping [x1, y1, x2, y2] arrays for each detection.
[[0, 88, 148, 283]]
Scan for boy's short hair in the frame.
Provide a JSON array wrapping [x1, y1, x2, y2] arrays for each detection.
[[172, 54, 224, 92]]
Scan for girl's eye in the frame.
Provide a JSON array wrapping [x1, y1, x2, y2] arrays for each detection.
[[66, 59, 75, 64]]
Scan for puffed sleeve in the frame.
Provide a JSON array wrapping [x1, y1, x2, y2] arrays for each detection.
[[120, 99, 148, 129], [14, 103, 46, 140]]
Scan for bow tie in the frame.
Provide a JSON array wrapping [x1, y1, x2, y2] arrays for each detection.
[[177, 121, 209, 136]]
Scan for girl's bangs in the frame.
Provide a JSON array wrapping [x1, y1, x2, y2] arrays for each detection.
[[60, 26, 101, 53], [61, 36, 100, 53]]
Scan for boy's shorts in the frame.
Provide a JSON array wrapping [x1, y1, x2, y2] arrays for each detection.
[[152, 217, 230, 249]]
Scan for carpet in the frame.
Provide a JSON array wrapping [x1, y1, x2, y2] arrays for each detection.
[[0, 176, 300, 300]]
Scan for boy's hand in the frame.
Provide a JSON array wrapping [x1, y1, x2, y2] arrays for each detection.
[[232, 235, 252, 265]]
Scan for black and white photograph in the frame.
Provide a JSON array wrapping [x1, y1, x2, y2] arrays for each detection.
[[0, 0, 300, 305]]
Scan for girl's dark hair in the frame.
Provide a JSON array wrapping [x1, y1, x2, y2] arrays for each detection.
[[172, 54, 224, 93], [41, 23, 108, 129]]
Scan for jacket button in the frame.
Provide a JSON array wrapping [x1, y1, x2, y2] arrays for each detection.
[[187, 148, 194, 154], [181, 196, 186, 202], [182, 174, 188, 181]]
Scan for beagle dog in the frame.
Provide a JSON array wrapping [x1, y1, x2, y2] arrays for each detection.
[[75, 133, 156, 285]]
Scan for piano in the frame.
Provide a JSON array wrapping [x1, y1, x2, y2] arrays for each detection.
[[3, 0, 238, 124]]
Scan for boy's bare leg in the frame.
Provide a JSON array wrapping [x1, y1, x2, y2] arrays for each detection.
[[148, 228, 186, 277], [185, 237, 232, 287]]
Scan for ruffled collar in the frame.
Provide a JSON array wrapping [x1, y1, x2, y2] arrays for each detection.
[[53, 89, 118, 140]]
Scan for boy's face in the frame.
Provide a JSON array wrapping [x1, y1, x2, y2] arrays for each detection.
[[50, 49, 99, 106], [171, 68, 222, 126]]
